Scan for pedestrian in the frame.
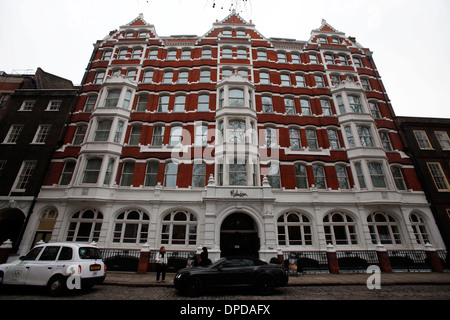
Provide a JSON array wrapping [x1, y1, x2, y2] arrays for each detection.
[[156, 246, 168, 283], [199, 246, 209, 266]]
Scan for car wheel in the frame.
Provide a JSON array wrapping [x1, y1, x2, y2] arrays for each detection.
[[0, 271, 4, 288], [255, 275, 274, 296], [47, 276, 67, 297], [184, 276, 203, 297]]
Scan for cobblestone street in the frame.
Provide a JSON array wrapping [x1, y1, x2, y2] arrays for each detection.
[[1, 283, 449, 300]]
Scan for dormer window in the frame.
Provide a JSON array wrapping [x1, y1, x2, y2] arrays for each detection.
[[319, 35, 327, 43], [223, 28, 232, 36]]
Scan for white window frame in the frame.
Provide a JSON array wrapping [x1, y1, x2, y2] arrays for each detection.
[[379, 131, 393, 151], [3, 124, 24, 144], [161, 210, 197, 246], [120, 161, 135, 186], [113, 209, 150, 244], [46, 100, 61, 111], [413, 130, 433, 150], [427, 162, 450, 191], [32, 124, 52, 144], [391, 166, 407, 190], [435, 131, 450, 150], [12, 160, 37, 191], [19, 100, 35, 111]]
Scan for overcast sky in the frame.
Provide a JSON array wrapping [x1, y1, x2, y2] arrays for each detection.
[[1, 0, 449, 118]]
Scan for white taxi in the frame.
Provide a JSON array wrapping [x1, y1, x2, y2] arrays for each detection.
[[0, 242, 106, 296]]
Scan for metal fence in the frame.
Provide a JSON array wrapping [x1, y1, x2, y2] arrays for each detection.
[[336, 250, 379, 273], [150, 250, 196, 272], [98, 248, 196, 272], [437, 250, 450, 272], [283, 251, 329, 274], [100, 248, 141, 271], [387, 250, 431, 272]]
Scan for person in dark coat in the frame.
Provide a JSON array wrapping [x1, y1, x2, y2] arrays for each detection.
[[199, 247, 209, 266]]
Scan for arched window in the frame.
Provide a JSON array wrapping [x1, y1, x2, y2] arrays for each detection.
[[323, 212, 358, 246], [409, 213, 431, 245], [113, 209, 150, 244], [66, 209, 103, 243], [367, 212, 402, 245], [161, 211, 197, 245], [32, 208, 58, 247], [277, 212, 312, 246]]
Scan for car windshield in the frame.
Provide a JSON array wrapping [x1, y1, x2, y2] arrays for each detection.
[[209, 257, 227, 268], [79, 247, 102, 260]]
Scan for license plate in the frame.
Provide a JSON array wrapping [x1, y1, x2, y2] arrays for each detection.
[[90, 264, 101, 271]]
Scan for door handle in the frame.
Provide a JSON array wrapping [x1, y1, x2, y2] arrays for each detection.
[[26, 266, 30, 269], [48, 267, 53, 270]]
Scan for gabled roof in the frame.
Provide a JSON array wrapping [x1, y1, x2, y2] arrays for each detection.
[[126, 13, 150, 27], [219, 9, 251, 25], [312, 19, 344, 35]]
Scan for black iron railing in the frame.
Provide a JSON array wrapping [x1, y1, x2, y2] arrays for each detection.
[[336, 250, 379, 273], [388, 250, 431, 272], [437, 250, 449, 272], [100, 248, 141, 271], [283, 251, 329, 274], [149, 250, 196, 272]]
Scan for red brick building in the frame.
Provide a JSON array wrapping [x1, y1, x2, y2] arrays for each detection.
[[18, 13, 445, 265]]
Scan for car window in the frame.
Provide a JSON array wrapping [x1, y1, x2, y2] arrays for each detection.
[[39, 246, 61, 261], [223, 259, 255, 268], [79, 247, 102, 260], [22, 247, 44, 261], [58, 247, 73, 261]]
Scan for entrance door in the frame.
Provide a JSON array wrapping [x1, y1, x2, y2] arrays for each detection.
[[0, 209, 25, 245], [220, 213, 259, 258]]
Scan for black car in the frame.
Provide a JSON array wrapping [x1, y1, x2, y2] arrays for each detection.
[[174, 257, 288, 297]]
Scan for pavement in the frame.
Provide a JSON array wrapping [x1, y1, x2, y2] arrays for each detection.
[[103, 271, 450, 287]]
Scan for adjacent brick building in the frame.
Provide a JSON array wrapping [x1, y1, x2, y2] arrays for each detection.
[[0, 68, 77, 249], [396, 116, 450, 251], [16, 13, 445, 263]]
